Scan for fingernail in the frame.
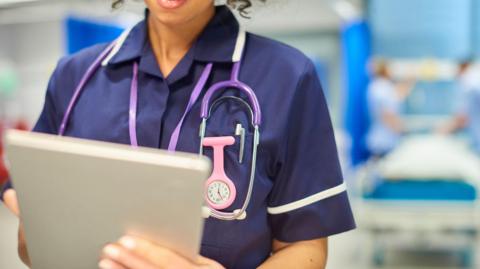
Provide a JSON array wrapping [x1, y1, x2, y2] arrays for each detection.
[[119, 236, 136, 250], [103, 245, 120, 259], [98, 259, 115, 269]]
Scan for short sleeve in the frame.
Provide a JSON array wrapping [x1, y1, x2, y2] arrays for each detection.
[[32, 58, 68, 135], [369, 81, 398, 114], [453, 83, 468, 115], [1, 59, 63, 200], [268, 60, 356, 242]]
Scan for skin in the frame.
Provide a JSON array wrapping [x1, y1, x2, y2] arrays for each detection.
[[144, 0, 215, 77], [438, 114, 469, 134], [381, 110, 405, 134], [2, 1, 328, 268], [3, 189, 31, 267]]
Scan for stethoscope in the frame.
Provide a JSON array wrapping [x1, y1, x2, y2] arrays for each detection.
[[57, 30, 261, 221]]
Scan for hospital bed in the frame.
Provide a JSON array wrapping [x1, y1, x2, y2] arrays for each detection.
[[356, 135, 480, 268]]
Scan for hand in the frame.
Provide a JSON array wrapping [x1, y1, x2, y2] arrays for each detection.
[[3, 189, 32, 267], [435, 125, 450, 135], [99, 236, 224, 269]]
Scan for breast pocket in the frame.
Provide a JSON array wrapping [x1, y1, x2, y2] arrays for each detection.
[[203, 120, 254, 212]]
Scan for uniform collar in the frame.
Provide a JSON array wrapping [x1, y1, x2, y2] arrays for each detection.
[[105, 6, 241, 67], [193, 5, 241, 62]]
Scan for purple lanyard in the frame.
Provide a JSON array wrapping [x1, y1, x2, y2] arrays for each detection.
[[166, 63, 213, 151], [58, 42, 213, 152], [128, 62, 213, 151]]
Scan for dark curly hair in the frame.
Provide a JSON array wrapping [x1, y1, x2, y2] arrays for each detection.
[[112, 0, 264, 18]]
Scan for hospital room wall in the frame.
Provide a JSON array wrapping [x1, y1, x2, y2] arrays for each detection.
[[0, 28, 11, 59], [0, 1, 145, 127], [0, 4, 65, 126], [474, 0, 480, 58], [0, 21, 63, 124], [368, 0, 472, 59]]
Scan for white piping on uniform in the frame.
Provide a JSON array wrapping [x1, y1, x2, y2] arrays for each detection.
[[267, 182, 347, 215], [101, 27, 133, 66], [232, 28, 246, 62], [214, 0, 227, 5], [102, 27, 245, 65]]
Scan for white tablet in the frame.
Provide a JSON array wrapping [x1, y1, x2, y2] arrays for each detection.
[[4, 130, 210, 269]]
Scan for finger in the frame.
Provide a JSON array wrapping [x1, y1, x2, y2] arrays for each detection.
[[3, 189, 20, 216], [18, 222, 31, 267], [118, 236, 193, 268], [102, 244, 158, 269], [98, 259, 128, 269], [195, 256, 224, 268]]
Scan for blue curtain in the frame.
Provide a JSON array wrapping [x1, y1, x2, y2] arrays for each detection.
[[341, 20, 371, 165], [64, 16, 125, 55]]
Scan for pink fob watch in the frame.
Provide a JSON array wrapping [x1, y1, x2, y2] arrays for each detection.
[[203, 136, 237, 210]]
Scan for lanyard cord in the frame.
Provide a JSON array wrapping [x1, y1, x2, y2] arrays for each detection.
[[129, 62, 139, 147], [167, 63, 213, 151], [129, 63, 213, 150]]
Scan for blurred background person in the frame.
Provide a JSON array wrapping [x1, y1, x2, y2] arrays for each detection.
[[440, 61, 480, 153], [366, 60, 413, 157]]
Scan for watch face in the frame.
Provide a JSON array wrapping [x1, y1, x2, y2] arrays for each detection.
[[207, 180, 231, 205]]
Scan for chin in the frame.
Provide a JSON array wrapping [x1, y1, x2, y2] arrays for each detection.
[[145, 0, 214, 26], [151, 12, 190, 26]]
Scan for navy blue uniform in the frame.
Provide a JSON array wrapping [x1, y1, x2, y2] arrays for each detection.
[[3, 6, 355, 268]]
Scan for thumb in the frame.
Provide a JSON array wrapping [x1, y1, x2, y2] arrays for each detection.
[[3, 189, 20, 217]]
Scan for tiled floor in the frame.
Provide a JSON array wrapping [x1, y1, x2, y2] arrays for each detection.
[[0, 203, 468, 269]]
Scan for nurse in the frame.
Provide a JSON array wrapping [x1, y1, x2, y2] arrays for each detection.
[[367, 60, 412, 156], [2, 1, 355, 268], [440, 61, 480, 152]]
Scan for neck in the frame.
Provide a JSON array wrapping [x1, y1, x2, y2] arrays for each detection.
[[148, 7, 215, 78]]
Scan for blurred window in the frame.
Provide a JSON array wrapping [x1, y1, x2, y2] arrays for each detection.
[[368, 0, 472, 59], [404, 81, 458, 115]]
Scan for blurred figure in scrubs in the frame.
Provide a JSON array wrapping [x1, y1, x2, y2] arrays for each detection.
[[440, 61, 480, 153], [367, 60, 412, 156]]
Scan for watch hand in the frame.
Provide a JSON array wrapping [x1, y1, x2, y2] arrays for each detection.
[[217, 187, 224, 200]]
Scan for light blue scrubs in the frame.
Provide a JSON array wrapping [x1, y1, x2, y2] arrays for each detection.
[[367, 78, 402, 155], [458, 86, 480, 152]]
